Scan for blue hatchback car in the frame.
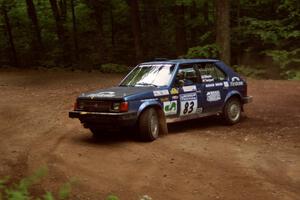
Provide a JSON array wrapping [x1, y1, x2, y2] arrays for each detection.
[[69, 59, 252, 141]]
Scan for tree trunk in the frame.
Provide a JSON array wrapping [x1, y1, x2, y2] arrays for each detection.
[[143, 0, 160, 58], [71, 0, 79, 60], [25, 0, 43, 53], [87, 0, 105, 62], [2, 7, 18, 66], [203, 1, 209, 27], [59, 0, 67, 20], [173, 4, 187, 57], [215, 0, 231, 65], [190, 1, 197, 45], [110, 3, 115, 49], [236, 0, 241, 65], [49, 0, 68, 62], [126, 0, 143, 62]]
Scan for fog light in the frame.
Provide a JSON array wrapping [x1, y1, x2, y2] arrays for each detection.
[[111, 102, 128, 112], [112, 103, 120, 111]]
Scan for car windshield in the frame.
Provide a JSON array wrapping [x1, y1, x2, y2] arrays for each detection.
[[120, 64, 175, 87]]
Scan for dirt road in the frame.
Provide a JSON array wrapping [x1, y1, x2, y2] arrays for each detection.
[[0, 70, 299, 200]]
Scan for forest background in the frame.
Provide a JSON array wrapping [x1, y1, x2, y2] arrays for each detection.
[[0, 0, 299, 79]]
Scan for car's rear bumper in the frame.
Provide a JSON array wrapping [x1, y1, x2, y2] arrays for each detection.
[[69, 111, 137, 127], [243, 96, 253, 104]]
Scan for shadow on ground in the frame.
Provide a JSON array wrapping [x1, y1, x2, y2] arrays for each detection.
[[71, 115, 253, 144]]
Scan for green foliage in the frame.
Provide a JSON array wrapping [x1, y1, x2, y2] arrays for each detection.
[[43, 192, 55, 200], [233, 0, 300, 79], [185, 44, 220, 59], [0, 167, 73, 200], [0, 0, 298, 79], [265, 49, 300, 68], [5, 167, 48, 200], [106, 195, 120, 200], [240, 17, 300, 45], [100, 63, 129, 73], [265, 49, 300, 79], [58, 183, 71, 200], [285, 70, 300, 80], [232, 65, 266, 79]]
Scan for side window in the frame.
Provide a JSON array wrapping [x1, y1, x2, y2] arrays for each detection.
[[174, 65, 200, 87], [199, 63, 226, 82]]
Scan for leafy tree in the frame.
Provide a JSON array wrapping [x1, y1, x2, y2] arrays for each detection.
[[0, 0, 298, 79]]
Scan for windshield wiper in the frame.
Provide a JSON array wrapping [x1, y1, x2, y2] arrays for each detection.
[[135, 82, 158, 87]]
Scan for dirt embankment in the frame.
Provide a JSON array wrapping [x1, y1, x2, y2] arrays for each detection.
[[0, 70, 299, 200]]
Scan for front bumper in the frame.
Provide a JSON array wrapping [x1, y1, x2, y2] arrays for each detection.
[[69, 111, 137, 127], [242, 96, 253, 104]]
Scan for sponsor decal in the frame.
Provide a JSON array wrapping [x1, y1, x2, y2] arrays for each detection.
[[172, 95, 179, 100], [180, 92, 197, 101], [170, 88, 179, 95], [206, 91, 221, 102], [153, 90, 169, 97], [202, 78, 214, 83], [201, 75, 213, 79], [163, 101, 177, 116], [223, 81, 229, 87], [230, 76, 244, 87], [196, 107, 203, 113], [180, 93, 198, 116], [205, 83, 215, 88], [202, 75, 214, 82], [160, 97, 169, 102], [87, 91, 115, 98], [231, 76, 240, 82], [230, 81, 244, 86], [182, 85, 196, 92]]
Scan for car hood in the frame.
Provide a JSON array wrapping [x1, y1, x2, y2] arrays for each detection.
[[78, 86, 157, 101]]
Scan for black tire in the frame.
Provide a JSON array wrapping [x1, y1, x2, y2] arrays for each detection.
[[223, 97, 242, 125], [138, 108, 160, 141]]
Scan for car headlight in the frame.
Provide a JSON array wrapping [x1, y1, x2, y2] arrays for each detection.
[[112, 102, 121, 111], [74, 101, 84, 110]]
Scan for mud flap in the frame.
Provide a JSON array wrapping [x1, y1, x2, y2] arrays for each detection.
[[157, 109, 168, 135]]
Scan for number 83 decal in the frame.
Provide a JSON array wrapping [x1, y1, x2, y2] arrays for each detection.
[[180, 100, 197, 115]]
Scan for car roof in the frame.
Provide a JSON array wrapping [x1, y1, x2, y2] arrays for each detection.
[[140, 59, 220, 65]]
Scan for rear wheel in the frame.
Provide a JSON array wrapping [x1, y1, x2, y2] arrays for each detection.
[[139, 108, 160, 141], [223, 97, 242, 125]]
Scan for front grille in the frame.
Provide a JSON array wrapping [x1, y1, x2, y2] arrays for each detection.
[[77, 100, 111, 112]]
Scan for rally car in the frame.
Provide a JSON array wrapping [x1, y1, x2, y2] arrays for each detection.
[[69, 59, 252, 141]]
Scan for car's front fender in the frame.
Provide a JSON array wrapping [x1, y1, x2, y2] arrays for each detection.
[[137, 100, 162, 117]]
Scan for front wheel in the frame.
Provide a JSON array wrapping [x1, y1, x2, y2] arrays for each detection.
[[223, 98, 242, 125], [138, 108, 160, 141]]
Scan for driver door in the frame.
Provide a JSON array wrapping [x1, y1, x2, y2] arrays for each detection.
[[171, 64, 202, 118]]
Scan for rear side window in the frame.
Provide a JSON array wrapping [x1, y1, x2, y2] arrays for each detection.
[[199, 63, 226, 82]]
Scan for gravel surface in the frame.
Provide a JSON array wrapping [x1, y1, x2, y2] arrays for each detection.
[[0, 70, 299, 200]]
